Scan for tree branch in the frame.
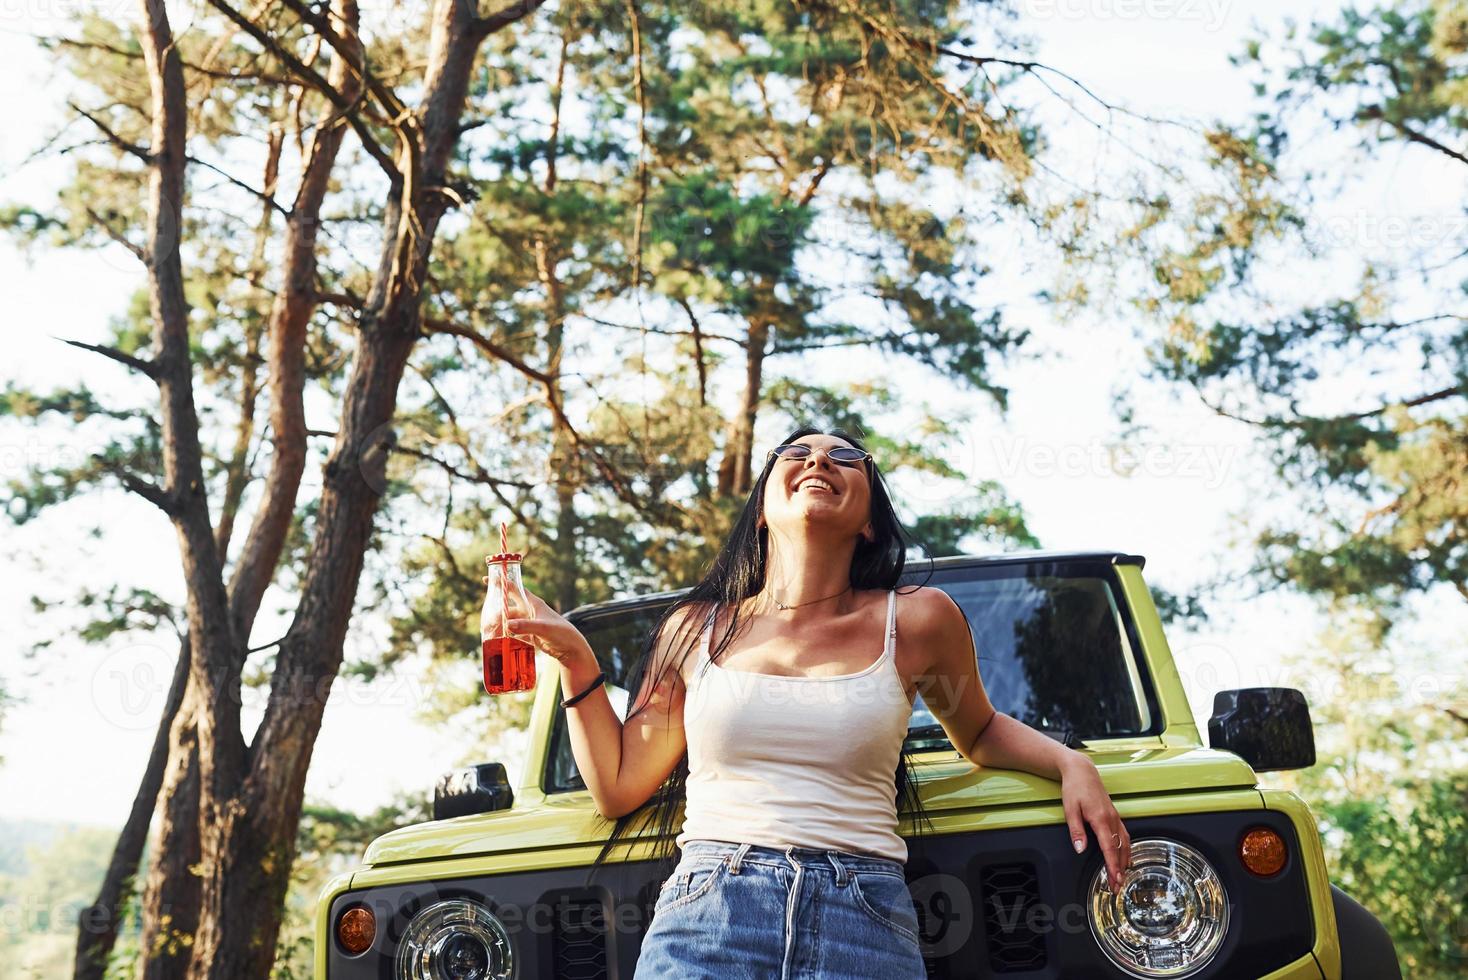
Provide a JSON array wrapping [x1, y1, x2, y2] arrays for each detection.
[[574, 311, 743, 345], [57, 337, 159, 378], [1191, 379, 1467, 428], [425, 318, 645, 507], [472, 0, 551, 38], [1330, 384, 1467, 422], [68, 102, 151, 161], [81, 208, 150, 263], [188, 155, 292, 217], [1360, 106, 1468, 167], [227, 0, 365, 651], [393, 444, 537, 490], [203, 0, 402, 183], [427, 318, 554, 383], [94, 455, 176, 514], [796, 158, 831, 207], [315, 290, 364, 308], [626, 0, 649, 297], [277, 0, 408, 123], [674, 296, 709, 407], [50, 35, 293, 84]]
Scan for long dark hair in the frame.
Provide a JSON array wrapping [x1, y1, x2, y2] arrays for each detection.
[[584, 425, 937, 886]]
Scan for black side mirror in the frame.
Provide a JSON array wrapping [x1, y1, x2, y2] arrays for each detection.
[[1208, 687, 1316, 772], [434, 761, 515, 820]]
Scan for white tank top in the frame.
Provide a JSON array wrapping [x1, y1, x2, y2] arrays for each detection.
[[674, 589, 916, 863]]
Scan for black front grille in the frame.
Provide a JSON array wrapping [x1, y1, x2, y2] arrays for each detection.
[[553, 897, 609, 980], [980, 862, 1048, 973]]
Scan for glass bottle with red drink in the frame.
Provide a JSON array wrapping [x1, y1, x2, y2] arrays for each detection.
[[481, 551, 536, 694]]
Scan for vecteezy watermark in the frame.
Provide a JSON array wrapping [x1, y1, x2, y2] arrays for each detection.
[[989, 435, 1238, 489], [0, 0, 135, 22], [1248, 660, 1462, 712], [90, 641, 177, 732], [680, 667, 976, 719], [1171, 640, 1247, 707], [0, 892, 150, 935], [321, 877, 1165, 956], [1018, 0, 1232, 31], [1172, 642, 1464, 717], [324, 870, 983, 945], [1309, 211, 1468, 254], [0, 434, 163, 482], [909, 872, 977, 956]]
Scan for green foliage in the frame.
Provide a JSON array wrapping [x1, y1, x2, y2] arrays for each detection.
[[0, 821, 123, 979], [29, 585, 179, 649], [1265, 604, 1467, 976], [907, 495, 1037, 557], [374, 0, 1056, 729], [1317, 775, 1467, 975], [1131, 0, 1468, 618], [1147, 584, 1210, 630]]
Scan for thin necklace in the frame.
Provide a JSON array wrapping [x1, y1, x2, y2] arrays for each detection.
[[768, 583, 852, 611]]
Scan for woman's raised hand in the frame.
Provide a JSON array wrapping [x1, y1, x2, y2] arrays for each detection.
[[482, 578, 595, 668]]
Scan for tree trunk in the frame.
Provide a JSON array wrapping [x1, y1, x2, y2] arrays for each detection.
[[716, 316, 770, 497], [77, 115, 286, 980], [546, 307, 579, 612], [537, 36, 578, 611], [133, 23, 245, 967], [215, 124, 282, 559], [174, 2, 548, 976], [134, 2, 365, 972], [139, 685, 203, 980], [71, 635, 191, 980]]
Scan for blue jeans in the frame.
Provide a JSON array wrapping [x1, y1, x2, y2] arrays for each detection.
[[634, 839, 927, 979]]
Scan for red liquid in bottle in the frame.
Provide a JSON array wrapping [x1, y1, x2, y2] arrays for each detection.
[[482, 634, 536, 694], [482, 549, 536, 695]]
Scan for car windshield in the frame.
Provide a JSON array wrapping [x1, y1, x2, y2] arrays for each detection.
[[546, 559, 1156, 793]]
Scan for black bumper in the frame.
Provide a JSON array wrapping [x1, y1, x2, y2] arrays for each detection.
[[325, 809, 1315, 979]]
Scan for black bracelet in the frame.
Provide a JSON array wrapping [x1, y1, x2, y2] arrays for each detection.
[[561, 670, 607, 709]]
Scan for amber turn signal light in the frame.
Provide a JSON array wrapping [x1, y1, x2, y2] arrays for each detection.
[[337, 905, 376, 955], [1239, 826, 1287, 877]]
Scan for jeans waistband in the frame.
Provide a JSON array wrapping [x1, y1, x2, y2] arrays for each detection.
[[678, 838, 906, 877]]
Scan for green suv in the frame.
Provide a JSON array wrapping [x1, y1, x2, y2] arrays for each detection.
[[314, 550, 1401, 979]]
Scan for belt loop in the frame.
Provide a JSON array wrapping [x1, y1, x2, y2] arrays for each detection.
[[827, 851, 849, 886], [729, 842, 751, 875]]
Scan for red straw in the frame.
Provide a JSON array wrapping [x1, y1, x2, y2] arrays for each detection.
[[500, 520, 509, 555]]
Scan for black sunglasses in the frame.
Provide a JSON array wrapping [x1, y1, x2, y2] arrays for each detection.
[[765, 443, 874, 470]]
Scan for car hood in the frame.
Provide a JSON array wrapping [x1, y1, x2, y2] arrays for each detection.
[[361, 744, 1256, 867]]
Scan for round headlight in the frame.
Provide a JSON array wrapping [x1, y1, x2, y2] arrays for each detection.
[[396, 899, 514, 980], [1088, 838, 1228, 978]]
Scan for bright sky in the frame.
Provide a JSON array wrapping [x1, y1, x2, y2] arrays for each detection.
[[1, 1, 1463, 829]]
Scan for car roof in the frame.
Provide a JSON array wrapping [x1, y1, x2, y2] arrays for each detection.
[[564, 548, 1145, 620]]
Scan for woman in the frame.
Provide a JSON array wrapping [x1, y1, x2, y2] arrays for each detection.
[[502, 426, 1132, 979]]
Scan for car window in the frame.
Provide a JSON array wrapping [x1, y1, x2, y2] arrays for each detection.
[[904, 565, 1153, 749]]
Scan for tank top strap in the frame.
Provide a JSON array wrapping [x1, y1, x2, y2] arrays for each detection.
[[696, 606, 714, 671], [883, 588, 897, 658]]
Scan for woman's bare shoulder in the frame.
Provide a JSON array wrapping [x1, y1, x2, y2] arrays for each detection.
[[895, 583, 956, 614], [894, 586, 965, 656], [889, 584, 940, 611], [656, 599, 716, 686]]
